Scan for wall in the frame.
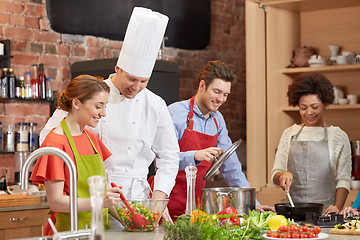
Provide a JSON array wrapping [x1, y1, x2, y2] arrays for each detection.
[[0, 0, 246, 177]]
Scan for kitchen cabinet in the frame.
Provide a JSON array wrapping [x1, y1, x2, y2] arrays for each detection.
[[245, 0, 360, 206], [0, 208, 48, 239]]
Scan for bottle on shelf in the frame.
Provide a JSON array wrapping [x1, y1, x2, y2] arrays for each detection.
[[15, 74, 21, 98], [30, 64, 39, 99], [0, 121, 3, 152], [28, 122, 39, 152], [25, 71, 32, 99], [16, 122, 29, 152], [20, 76, 25, 99], [38, 63, 46, 100], [46, 77, 53, 100], [8, 68, 15, 99], [1, 68, 9, 98], [4, 123, 15, 152]]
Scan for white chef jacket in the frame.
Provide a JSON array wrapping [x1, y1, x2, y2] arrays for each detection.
[[40, 75, 179, 199]]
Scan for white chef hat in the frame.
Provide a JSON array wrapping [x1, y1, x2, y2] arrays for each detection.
[[117, 7, 169, 78]]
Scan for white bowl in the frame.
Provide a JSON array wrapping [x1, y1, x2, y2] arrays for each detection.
[[338, 98, 349, 105], [351, 180, 360, 190]]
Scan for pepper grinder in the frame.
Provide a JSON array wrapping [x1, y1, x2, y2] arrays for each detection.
[[88, 175, 105, 240], [185, 163, 197, 215]]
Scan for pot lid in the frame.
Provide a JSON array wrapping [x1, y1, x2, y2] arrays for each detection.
[[204, 138, 243, 180]]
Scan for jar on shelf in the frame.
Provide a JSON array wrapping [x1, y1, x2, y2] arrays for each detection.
[[16, 122, 29, 152], [4, 123, 15, 152], [28, 122, 39, 152]]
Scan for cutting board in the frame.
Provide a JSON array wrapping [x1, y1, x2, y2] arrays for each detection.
[[0, 194, 41, 208], [330, 228, 360, 235]]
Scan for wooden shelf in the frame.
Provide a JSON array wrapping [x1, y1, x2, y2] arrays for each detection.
[[282, 104, 360, 112], [0, 98, 53, 103], [257, 0, 360, 12], [282, 64, 360, 74]]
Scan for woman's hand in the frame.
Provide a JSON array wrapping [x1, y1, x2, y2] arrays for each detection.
[[279, 172, 293, 192], [194, 147, 222, 162], [256, 205, 275, 212], [103, 185, 123, 208], [339, 207, 359, 216]]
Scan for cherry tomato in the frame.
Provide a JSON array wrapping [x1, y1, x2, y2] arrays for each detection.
[[313, 226, 321, 234], [301, 226, 311, 233], [283, 225, 291, 232], [270, 232, 280, 238], [267, 230, 273, 237], [292, 233, 301, 238], [300, 233, 309, 238], [282, 233, 291, 238], [278, 226, 285, 232], [309, 232, 317, 238], [290, 224, 300, 232]]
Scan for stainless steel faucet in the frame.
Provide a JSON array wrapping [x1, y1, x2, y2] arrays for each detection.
[[21, 147, 78, 232]]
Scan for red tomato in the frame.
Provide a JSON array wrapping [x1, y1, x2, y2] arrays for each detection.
[[309, 232, 317, 238], [282, 233, 291, 238], [292, 233, 301, 238], [230, 215, 240, 225], [278, 226, 285, 232], [283, 225, 291, 232], [312, 226, 321, 234], [290, 224, 300, 232], [300, 233, 309, 238], [217, 207, 238, 215], [267, 230, 273, 237], [270, 232, 280, 238], [301, 226, 311, 233]]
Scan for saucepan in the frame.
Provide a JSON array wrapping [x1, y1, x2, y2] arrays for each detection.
[[274, 202, 324, 221]]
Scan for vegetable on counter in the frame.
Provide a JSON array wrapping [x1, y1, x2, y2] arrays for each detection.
[[266, 224, 322, 238]]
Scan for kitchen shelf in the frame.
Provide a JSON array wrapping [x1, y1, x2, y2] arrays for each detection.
[[0, 98, 53, 103], [282, 104, 360, 112], [257, 0, 360, 12], [0, 151, 15, 154], [282, 64, 360, 74]]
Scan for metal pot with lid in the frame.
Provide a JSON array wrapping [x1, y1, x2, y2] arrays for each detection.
[[201, 187, 256, 215]]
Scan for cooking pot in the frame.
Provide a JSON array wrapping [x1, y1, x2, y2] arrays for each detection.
[[275, 203, 324, 221], [201, 187, 255, 215], [351, 140, 360, 155]]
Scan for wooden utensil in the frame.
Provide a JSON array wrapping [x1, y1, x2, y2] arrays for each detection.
[[285, 183, 295, 207], [111, 182, 146, 227]]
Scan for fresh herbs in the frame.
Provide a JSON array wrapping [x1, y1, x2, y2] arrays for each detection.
[[242, 210, 276, 230]]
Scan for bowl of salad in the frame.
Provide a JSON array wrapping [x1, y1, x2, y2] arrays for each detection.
[[115, 199, 169, 232]]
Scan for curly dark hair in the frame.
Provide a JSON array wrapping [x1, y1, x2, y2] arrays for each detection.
[[287, 72, 335, 106]]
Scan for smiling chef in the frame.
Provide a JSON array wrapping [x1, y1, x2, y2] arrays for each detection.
[[40, 7, 179, 223]]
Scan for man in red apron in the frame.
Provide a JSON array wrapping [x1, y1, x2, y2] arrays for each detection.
[[150, 60, 275, 221]]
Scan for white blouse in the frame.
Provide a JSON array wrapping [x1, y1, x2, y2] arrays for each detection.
[[271, 124, 352, 191]]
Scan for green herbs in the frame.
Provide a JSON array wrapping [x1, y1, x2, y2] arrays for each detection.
[[163, 213, 263, 240], [116, 202, 160, 232], [242, 210, 276, 230]]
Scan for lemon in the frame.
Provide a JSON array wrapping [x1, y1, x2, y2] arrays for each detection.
[[268, 215, 288, 231]]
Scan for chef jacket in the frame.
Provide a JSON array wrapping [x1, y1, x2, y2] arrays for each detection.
[[271, 124, 351, 192], [40, 75, 179, 198], [168, 99, 254, 191]]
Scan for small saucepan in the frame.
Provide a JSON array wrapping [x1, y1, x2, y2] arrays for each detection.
[[275, 203, 324, 221]]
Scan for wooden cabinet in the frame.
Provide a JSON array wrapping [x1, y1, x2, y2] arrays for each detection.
[[245, 0, 360, 204], [0, 208, 49, 239]]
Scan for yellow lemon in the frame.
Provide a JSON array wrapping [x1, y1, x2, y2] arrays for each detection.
[[268, 215, 288, 231]]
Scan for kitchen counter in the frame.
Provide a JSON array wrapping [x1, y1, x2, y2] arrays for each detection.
[[0, 202, 49, 212]]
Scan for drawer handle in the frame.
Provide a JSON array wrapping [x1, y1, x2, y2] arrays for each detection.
[[10, 217, 28, 222]]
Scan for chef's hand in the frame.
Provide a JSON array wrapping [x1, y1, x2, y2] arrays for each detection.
[[339, 207, 359, 216], [103, 185, 123, 208], [323, 205, 340, 215], [279, 172, 293, 192], [256, 205, 275, 212], [152, 190, 174, 224], [194, 147, 222, 162]]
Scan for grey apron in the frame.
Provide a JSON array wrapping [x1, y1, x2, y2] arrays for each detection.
[[288, 122, 336, 210]]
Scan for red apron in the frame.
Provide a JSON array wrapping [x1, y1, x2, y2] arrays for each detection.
[[167, 96, 219, 221]]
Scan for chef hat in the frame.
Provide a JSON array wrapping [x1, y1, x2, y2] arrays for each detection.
[[117, 7, 169, 78]]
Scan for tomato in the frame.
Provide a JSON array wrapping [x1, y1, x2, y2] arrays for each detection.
[[267, 230, 273, 237], [282, 233, 291, 238], [217, 207, 238, 215], [313, 226, 321, 234], [309, 232, 317, 238], [270, 232, 280, 238], [283, 225, 291, 232], [277, 225, 285, 232], [230, 215, 241, 225], [292, 233, 301, 238], [300, 233, 309, 238], [301, 226, 311, 233], [290, 224, 300, 232]]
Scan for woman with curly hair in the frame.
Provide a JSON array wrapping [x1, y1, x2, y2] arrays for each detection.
[[271, 72, 352, 215]]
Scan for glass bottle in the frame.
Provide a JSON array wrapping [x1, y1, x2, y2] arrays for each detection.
[[4, 123, 15, 152], [28, 122, 39, 151], [8, 68, 15, 98], [1, 68, 9, 98], [25, 71, 32, 99], [38, 63, 46, 100], [20, 76, 25, 99], [15, 74, 21, 98], [30, 64, 39, 99], [16, 122, 29, 152], [88, 175, 105, 240], [185, 163, 197, 215], [46, 77, 53, 100]]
